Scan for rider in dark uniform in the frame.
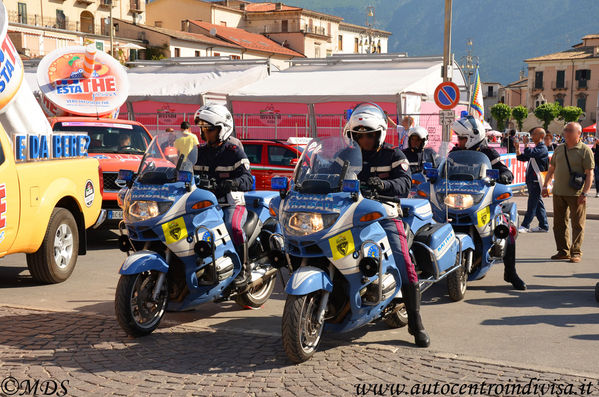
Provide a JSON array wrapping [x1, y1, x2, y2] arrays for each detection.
[[193, 104, 254, 287], [450, 115, 526, 290], [345, 102, 430, 348], [402, 126, 439, 174]]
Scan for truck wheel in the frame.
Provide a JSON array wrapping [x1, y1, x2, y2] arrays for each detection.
[[235, 275, 276, 309], [26, 208, 79, 284]]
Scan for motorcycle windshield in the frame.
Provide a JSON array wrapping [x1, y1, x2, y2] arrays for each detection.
[[441, 150, 492, 181], [137, 131, 199, 184], [293, 136, 362, 194]]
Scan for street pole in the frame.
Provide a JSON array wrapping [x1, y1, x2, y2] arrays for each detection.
[[109, 0, 114, 57], [441, 0, 453, 144]]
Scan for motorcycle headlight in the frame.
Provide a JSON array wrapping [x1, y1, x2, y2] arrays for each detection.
[[283, 212, 338, 236], [444, 194, 475, 210], [126, 201, 172, 222]]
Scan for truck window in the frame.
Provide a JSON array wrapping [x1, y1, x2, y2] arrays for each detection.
[[52, 122, 151, 155]]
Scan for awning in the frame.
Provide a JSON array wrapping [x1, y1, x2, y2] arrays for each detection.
[[229, 56, 467, 104]]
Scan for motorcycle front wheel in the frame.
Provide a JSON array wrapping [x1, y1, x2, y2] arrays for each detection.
[[447, 251, 468, 301], [115, 271, 168, 337], [282, 291, 326, 363], [235, 275, 276, 309]]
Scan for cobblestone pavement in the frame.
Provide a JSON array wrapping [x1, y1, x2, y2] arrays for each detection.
[[0, 305, 598, 397]]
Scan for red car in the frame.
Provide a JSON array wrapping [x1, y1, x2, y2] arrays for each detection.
[[241, 140, 303, 190], [50, 117, 153, 227]]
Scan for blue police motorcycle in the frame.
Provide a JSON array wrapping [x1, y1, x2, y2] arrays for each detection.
[[114, 132, 280, 337], [269, 137, 473, 363], [418, 150, 519, 282]]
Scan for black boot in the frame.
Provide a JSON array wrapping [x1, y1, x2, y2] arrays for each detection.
[[504, 263, 526, 290], [234, 243, 251, 288], [402, 282, 430, 348]]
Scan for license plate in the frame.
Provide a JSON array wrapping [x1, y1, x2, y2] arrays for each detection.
[[108, 210, 123, 220]]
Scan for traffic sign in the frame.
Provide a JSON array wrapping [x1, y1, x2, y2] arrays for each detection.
[[434, 81, 460, 110], [439, 110, 455, 126]]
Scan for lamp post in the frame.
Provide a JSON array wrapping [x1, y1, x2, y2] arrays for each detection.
[[364, 6, 376, 54], [459, 39, 479, 107]]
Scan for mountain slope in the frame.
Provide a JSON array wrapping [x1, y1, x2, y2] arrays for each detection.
[[280, 0, 599, 84]]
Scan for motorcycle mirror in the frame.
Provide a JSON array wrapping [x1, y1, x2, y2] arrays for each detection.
[[342, 179, 360, 193], [177, 171, 193, 184], [486, 169, 500, 180], [271, 176, 288, 190], [422, 162, 433, 170], [118, 169, 134, 183], [424, 168, 438, 180]]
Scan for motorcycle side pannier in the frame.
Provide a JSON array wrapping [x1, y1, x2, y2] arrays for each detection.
[[412, 223, 458, 279]]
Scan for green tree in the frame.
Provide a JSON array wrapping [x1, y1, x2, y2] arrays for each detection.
[[559, 106, 584, 124], [491, 103, 512, 131], [511, 105, 528, 131], [534, 102, 562, 131]]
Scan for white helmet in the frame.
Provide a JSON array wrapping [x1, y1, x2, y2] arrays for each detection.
[[194, 104, 234, 142], [343, 102, 387, 148], [451, 115, 485, 149], [408, 126, 428, 146]]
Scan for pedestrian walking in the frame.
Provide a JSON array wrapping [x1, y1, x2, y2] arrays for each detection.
[[542, 122, 595, 263], [544, 133, 558, 151], [507, 130, 517, 153], [593, 139, 599, 198], [516, 127, 549, 233]]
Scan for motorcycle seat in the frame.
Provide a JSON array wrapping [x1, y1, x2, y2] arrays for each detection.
[[243, 210, 259, 244]]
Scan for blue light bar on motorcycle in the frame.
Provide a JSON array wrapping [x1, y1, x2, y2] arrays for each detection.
[[271, 176, 288, 190], [422, 162, 433, 170], [486, 169, 500, 180], [177, 171, 193, 183], [342, 179, 360, 193], [118, 169, 134, 183], [425, 168, 438, 179]]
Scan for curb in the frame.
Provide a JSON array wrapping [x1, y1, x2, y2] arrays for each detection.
[[517, 209, 599, 220]]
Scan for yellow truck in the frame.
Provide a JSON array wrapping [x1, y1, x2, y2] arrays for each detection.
[[0, 6, 101, 283], [0, 127, 102, 283]]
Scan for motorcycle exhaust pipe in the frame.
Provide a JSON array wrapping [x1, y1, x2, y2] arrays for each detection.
[[245, 267, 278, 290]]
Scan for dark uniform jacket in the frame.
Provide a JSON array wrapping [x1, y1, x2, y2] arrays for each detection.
[[451, 141, 513, 184], [402, 147, 439, 174], [516, 142, 549, 183], [194, 139, 253, 201], [358, 143, 412, 198]]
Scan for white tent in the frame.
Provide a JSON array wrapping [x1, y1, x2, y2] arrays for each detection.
[[229, 55, 468, 109], [24, 58, 272, 106], [125, 60, 271, 104]]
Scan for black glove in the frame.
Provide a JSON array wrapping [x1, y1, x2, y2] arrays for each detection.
[[215, 179, 239, 196], [368, 177, 387, 192]]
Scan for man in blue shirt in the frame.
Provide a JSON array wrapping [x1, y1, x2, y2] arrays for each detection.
[[516, 127, 549, 232]]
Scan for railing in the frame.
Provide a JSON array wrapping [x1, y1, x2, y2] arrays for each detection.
[[551, 81, 567, 90], [119, 112, 447, 149], [577, 79, 588, 90], [8, 10, 107, 35]]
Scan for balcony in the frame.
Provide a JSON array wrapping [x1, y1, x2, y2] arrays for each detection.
[[130, 0, 144, 13], [75, 0, 95, 5], [8, 10, 107, 36], [551, 81, 567, 90], [99, 0, 116, 8], [577, 79, 588, 90], [531, 84, 544, 91]]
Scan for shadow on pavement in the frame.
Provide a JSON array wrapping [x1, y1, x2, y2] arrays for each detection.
[[0, 266, 39, 288], [86, 229, 120, 251]]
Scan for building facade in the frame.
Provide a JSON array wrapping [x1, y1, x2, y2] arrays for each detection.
[[6, 0, 146, 59], [525, 34, 599, 127], [481, 82, 503, 128]]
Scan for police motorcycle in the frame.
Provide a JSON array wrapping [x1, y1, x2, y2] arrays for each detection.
[[268, 136, 473, 363], [417, 150, 519, 283], [114, 132, 280, 337]]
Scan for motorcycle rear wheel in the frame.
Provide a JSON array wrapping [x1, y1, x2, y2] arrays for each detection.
[[595, 283, 599, 303], [115, 272, 168, 337], [235, 275, 276, 309], [282, 292, 325, 363], [383, 302, 408, 328]]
